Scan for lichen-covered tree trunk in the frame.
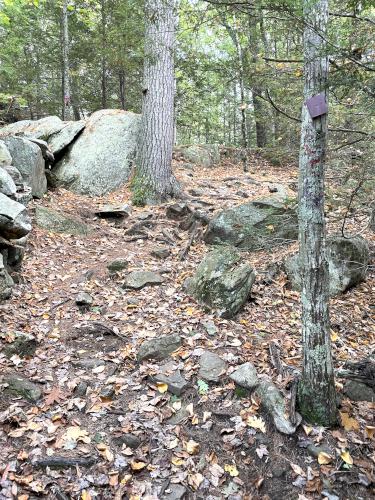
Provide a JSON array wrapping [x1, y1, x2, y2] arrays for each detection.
[[133, 0, 180, 205], [297, 0, 338, 427], [61, 0, 72, 121]]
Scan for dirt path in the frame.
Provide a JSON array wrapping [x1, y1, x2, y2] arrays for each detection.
[[0, 158, 374, 499]]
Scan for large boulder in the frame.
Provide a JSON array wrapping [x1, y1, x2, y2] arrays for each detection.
[[285, 235, 369, 296], [186, 246, 255, 318], [0, 253, 14, 300], [48, 120, 85, 155], [0, 168, 17, 197], [52, 110, 140, 195], [174, 144, 220, 168], [370, 208, 375, 232], [0, 116, 64, 140], [0, 140, 12, 166], [204, 199, 298, 251], [35, 206, 90, 236], [2, 136, 47, 198], [0, 193, 31, 239]]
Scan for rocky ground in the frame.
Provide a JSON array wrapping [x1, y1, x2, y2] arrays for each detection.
[[0, 155, 374, 499]]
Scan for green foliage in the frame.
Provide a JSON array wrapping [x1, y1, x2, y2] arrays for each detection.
[[197, 379, 209, 395], [129, 175, 148, 207]]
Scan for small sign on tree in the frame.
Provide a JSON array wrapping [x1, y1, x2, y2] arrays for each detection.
[[306, 93, 328, 119]]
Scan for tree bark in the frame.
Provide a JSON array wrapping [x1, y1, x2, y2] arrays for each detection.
[[61, 0, 72, 120], [133, 0, 180, 205], [100, 0, 107, 109], [297, 0, 338, 427]]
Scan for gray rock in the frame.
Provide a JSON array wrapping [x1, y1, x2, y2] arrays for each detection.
[[28, 138, 54, 163], [0, 254, 14, 300], [151, 247, 171, 259], [202, 320, 218, 336], [2, 332, 38, 358], [198, 351, 227, 382], [74, 381, 88, 397], [73, 358, 105, 369], [229, 362, 259, 390], [123, 270, 164, 290], [307, 444, 332, 459], [5, 238, 27, 270], [3, 374, 42, 402], [0, 116, 64, 140], [48, 120, 85, 155], [2, 136, 47, 198], [370, 208, 375, 231], [0, 140, 12, 166], [186, 246, 255, 318], [285, 235, 369, 296], [0, 167, 17, 197], [167, 405, 190, 425], [137, 333, 182, 362], [76, 291, 93, 306], [166, 202, 192, 220], [162, 484, 187, 500], [95, 203, 131, 218], [343, 380, 375, 402], [35, 206, 90, 236], [204, 199, 298, 251], [0, 193, 32, 239], [255, 381, 301, 435], [152, 361, 188, 396], [112, 433, 141, 449], [53, 110, 141, 195], [14, 187, 33, 206], [2, 166, 23, 187], [107, 258, 128, 273], [175, 144, 220, 168]]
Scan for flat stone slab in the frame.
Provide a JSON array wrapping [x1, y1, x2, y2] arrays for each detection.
[[123, 271, 164, 290], [48, 120, 85, 155], [107, 258, 128, 273], [3, 374, 42, 402], [152, 362, 188, 396], [230, 362, 259, 390], [95, 203, 131, 218], [35, 206, 90, 236], [138, 334, 182, 362], [198, 351, 227, 382]]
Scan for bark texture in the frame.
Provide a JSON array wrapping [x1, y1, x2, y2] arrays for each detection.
[[61, 0, 72, 121], [297, 0, 338, 426], [133, 0, 180, 205]]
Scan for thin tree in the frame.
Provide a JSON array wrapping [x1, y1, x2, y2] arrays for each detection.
[[297, 0, 338, 426], [132, 0, 180, 205], [61, 0, 72, 120]]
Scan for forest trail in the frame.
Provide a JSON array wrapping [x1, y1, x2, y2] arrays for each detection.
[[0, 156, 374, 499]]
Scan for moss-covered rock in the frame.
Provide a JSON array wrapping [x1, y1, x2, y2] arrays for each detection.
[[186, 246, 255, 318], [204, 199, 298, 251], [35, 206, 90, 236]]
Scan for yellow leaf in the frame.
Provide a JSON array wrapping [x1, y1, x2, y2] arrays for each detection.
[[81, 491, 92, 500], [65, 426, 91, 443], [365, 426, 375, 439], [168, 438, 178, 449], [340, 450, 353, 465], [340, 412, 359, 432], [188, 472, 204, 490], [185, 439, 200, 455], [266, 224, 274, 232], [130, 461, 147, 471], [330, 330, 339, 342], [318, 452, 333, 465], [247, 416, 266, 433], [224, 464, 239, 477], [171, 456, 184, 466], [156, 382, 168, 393], [303, 425, 313, 436], [290, 463, 305, 476]]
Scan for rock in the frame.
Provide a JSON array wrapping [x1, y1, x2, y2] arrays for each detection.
[[35, 206, 90, 236], [370, 208, 375, 231], [48, 120, 85, 155], [73, 358, 105, 369], [2, 136, 47, 198], [3, 374, 42, 402], [2, 332, 38, 358], [112, 433, 141, 449], [107, 258, 128, 273], [152, 361, 188, 396], [204, 199, 298, 251], [186, 246, 255, 318], [0, 193, 32, 239], [100, 385, 115, 398], [229, 362, 259, 390], [5, 237, 27, 270], [74, 381, 88, 397], [198, 351, 227, 382], [76, 291, 93, 306], [0, 254, 14, 300], [306, 444, 332, 459], [255, 381, 301, 435], [14, 187, 33, 206], [166, 203, 192, 220], [2, 166, 23, 187], [137, 333, 182, 362], [162, 484, 187, 500], [28, 138, 54, 163], [175, 144, 220, 168], [53, 110, 141, 195], [0, 167, 17, 197], [95, 203, 132, 218], [123, 270, 164, 290], [0, 140, 12, 166], [167, 405, 190, 425], [0, 116, 65, 140], [150, 247, 171, 259], [285, 235, 370, 296], [202, 320, 218, 336], [343, 380, 375, 402]]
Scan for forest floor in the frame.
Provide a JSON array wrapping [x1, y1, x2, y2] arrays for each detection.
[[0, 154, 374, 500]]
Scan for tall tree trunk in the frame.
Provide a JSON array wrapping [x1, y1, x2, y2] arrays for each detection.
[[297, 0, 338, 427], [119, 69, 126, 110], [100, 0, 107, 109], [61, 0, 72, 120], [132, 0, 180, 205]]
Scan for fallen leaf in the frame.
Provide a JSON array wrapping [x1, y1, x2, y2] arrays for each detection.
[[318, 452, 333, 465], [340, 450, 353, 465], [156, 382, 168, 394], [188, 472, 204, 490], [130, 461, 147, 471], [185, 439, 200, 455], [224, 464, 239, 477], [247, 416, 266, 433], [340, 412, 359, 432], [290, 463, 306, 477], [365, 426, 375, 439]]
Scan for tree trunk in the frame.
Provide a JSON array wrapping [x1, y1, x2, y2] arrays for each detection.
[[132, 0, 180, 205], [100, 0, 107, 109], [297, 0, 338, 427], [61, 0, 72, 120], [119, 69, 126, 110]]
